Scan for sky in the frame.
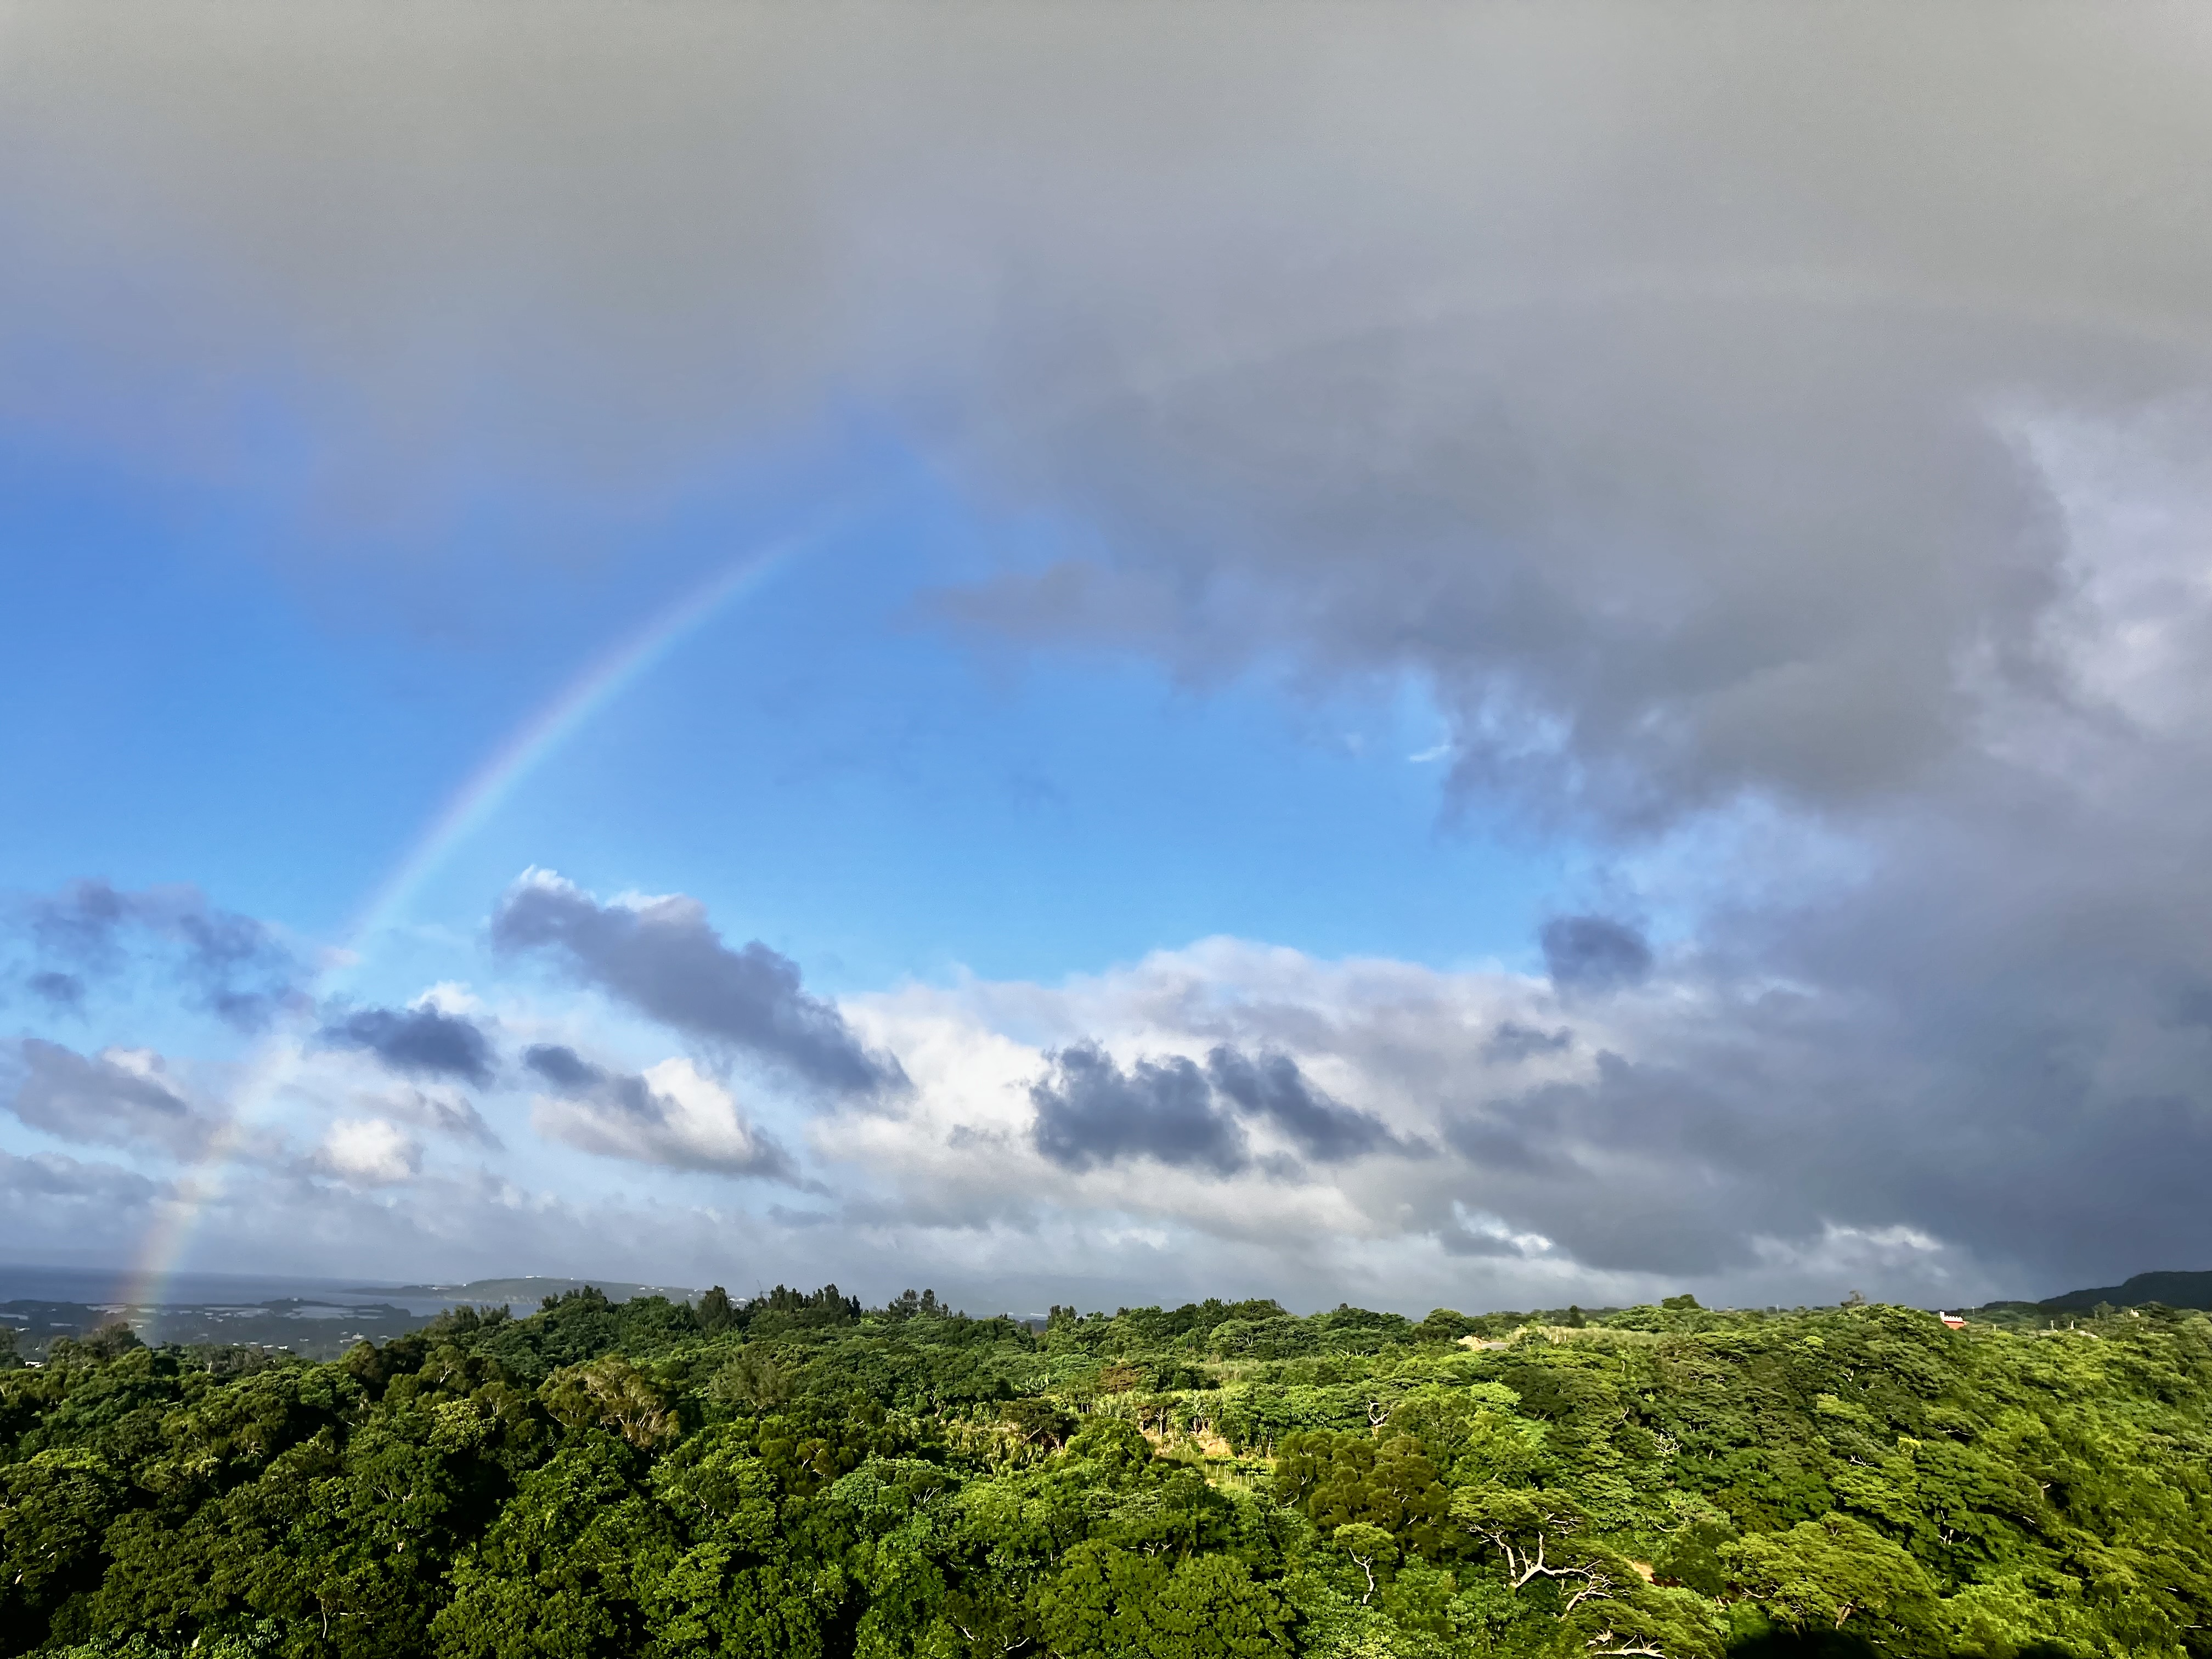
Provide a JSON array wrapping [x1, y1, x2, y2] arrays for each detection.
[[4, 2, 2212, 1316]]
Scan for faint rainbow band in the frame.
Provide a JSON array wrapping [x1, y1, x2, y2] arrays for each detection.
[[116, 534, 811, 1311]]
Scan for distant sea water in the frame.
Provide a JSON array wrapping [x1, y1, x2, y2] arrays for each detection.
[[1, 1266, 705, 1313], [0, 1263, 707, 1361], [0, 1263, 465, 1316]]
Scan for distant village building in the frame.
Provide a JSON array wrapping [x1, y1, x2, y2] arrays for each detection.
[[1939, 1312, 1967, 1328]]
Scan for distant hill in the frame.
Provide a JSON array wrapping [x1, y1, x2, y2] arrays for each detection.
[[2038, 1269, 2212, 1312], [355, 1276, 699, 1307]]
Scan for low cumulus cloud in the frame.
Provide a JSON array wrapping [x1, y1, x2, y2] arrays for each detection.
[[817, 933, 2171, 1306], [312, 1118, 422, 1187], [5, 1038, 212, 1156], [316, 1002, 495, 1086], [1026, 1040, 1415, 1177], [14, 878, 304, 1031], [1030, 1043, 1246, 1176], [493, 870, 906, 1098], [524, 1043, 798, 1182]]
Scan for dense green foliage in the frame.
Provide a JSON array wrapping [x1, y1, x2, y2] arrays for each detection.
[[5, 1285, 2211, 1657]]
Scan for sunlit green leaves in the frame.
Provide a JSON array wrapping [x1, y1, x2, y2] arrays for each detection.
[[10, 1290, 2212, 1656]]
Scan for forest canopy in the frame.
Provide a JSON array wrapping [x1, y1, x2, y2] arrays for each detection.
[[3, 1285, 2208, 1658]]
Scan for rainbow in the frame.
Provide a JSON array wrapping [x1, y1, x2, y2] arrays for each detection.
[[109, 263, 2212, 1313], [117, 533, 813, 1310]]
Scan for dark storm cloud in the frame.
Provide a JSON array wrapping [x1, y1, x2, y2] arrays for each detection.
[[1029, 1041, 1410, 1175], [1453, 1058, 1763, 1277], [524, 1043, 601, 1094], [1540, 917, 1653, 994], [1030, 1043, 1246, 1176], [318, 1003, 494, 1086], [1443, 1104, 1576, 1182], [18, 879, 304, 1031], [6, 1038, 210, 1156], [1203, 1045, 1411, 1162], [493, 872, 905, 1098], [1424, 990, 2212, 1289], [522, 1042, 796, 1181]]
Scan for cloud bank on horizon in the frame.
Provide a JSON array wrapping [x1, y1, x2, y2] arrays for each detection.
[[4, 3, 2212, 1312]]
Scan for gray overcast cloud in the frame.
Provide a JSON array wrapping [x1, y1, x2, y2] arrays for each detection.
[[3, 3, 2211, 1303], [6, 1038, 211, 1158]]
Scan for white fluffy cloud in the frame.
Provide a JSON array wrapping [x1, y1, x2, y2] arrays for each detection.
[[314, 1117, 422, 1186], [817, 939, 1918, 1306], [799, 921, 2184, 1308]]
